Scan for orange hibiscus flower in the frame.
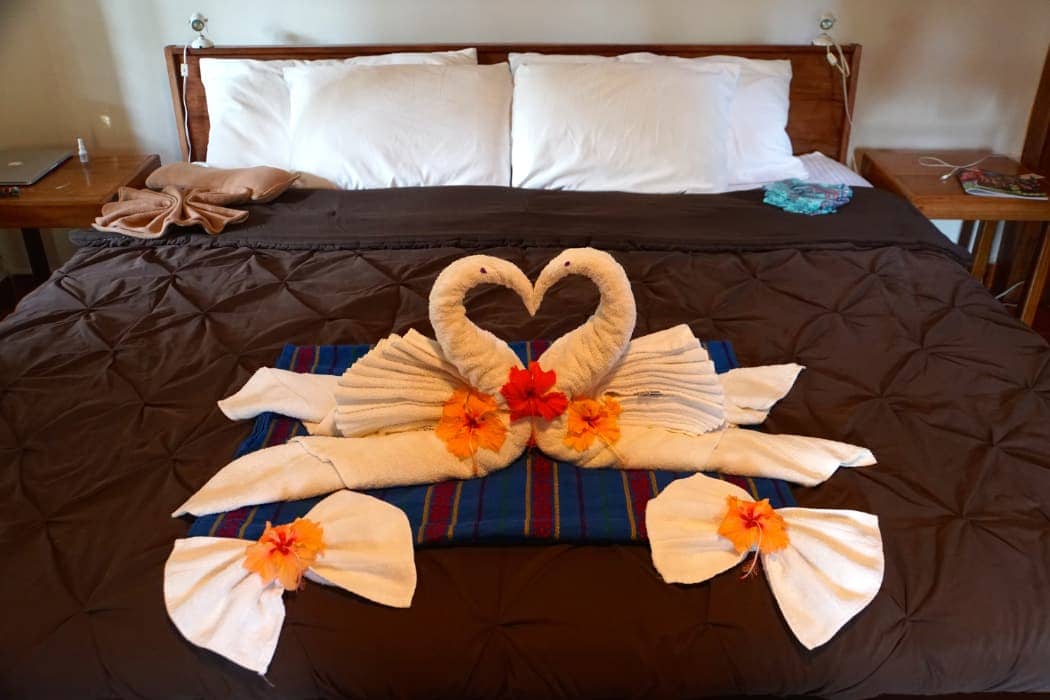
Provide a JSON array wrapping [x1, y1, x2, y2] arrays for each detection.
[[435, 387, 507, 462], [563, 396, 622, 452], [717, 496, 789, 555], [243, 518, 325, 591], [500, 362, 568, 422]]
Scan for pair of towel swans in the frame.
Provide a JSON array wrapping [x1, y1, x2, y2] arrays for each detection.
[[175, 248, 873, 517]]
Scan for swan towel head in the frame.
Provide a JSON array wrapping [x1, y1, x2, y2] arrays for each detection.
[[646, 473, 884, 649], [164, 490, 416, 674]]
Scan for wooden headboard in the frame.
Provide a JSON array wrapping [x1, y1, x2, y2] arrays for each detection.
[[164, 43, 860, 164]]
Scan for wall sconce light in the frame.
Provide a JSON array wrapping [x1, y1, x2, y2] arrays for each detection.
[[190, 12, 214, 49]]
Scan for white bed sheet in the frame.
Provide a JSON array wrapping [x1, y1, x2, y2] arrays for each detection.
[[723, 152, 871, 192]]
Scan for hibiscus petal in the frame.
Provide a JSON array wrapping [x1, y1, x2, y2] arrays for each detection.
[[529, 361, 558, 395], [536, 391, 568, 421]]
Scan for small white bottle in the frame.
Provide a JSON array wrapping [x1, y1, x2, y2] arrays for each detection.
[[76, 137, 89, 164]]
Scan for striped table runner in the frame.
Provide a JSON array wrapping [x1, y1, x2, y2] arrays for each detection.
[[189, 339, 795, 546]]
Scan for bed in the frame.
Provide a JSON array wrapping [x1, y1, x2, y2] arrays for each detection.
[[2, 44, 1049, 699]]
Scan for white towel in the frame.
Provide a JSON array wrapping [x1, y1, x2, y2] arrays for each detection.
[[720, 363, 805, 425], [596, 325, 726, 434], [217, 368, 340, 432], [173, 423, 532, 517], [646, 473, 884, 650], [534, 422, 874, 487], [333, 330, 465, 437], [165, 490, 416, 674], [429, 255, 535, 396], [216, 331, 466, 438], [532, 249, 637, 397]]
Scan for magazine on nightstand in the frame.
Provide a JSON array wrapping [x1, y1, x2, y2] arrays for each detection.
[[958, 168, 1048, 200]]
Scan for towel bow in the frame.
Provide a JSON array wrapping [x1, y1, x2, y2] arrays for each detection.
[[164, 490, 416, 674], [93, 185, 249, 238], [646, 474, 884, 649]]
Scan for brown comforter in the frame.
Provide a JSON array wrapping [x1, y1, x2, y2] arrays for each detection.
[[2, 187, 1048, 699]]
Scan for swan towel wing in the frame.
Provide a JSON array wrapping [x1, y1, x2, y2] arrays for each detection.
[[597, 325, 726, 434], [334, 330, 466, 437], [165, 490, 416, 674], [215, 330, 493, 439], [218, 368, 340, 425], [646, 473, 884, 650], [720, 363, 805, 425]]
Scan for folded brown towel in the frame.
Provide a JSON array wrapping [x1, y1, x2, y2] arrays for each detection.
[[92, 186, 250, 239], [145, 163, 298, 203]]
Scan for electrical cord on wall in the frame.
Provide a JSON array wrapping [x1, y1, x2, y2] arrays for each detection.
[[830, 40, 852, 128], [181, 42, 193, 162], [815, 32, 853, 128], [180, 13, 214, 162], [812, 14, 854, 165], [812, 13, 852, 125]]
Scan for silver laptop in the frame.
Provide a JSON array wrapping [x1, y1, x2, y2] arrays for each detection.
[[0, 147, 73, 186]]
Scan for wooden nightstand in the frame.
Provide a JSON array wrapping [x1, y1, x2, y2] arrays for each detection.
[[856, 148, 1050, 326], [0, 154, 161, 283]]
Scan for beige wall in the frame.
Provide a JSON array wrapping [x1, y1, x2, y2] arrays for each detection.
[[1, 0, 1048, 273]]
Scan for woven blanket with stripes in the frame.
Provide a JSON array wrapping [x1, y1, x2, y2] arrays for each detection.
[[189, 340, 795, 545]]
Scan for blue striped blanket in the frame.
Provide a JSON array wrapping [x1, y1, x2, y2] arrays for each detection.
[[189, 339, 794, 545]]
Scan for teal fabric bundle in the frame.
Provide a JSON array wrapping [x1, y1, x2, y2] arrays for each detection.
[[763, 179, 853, 215]]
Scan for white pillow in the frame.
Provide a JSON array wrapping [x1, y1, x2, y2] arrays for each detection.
[[509, 52, 806, 186], [285, 63, 511, 189], [199, 49, 477, 169], [511, 62, 738, 194]]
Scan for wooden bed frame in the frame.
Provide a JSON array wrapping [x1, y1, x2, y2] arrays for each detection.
[[164, 43, 860, 164]]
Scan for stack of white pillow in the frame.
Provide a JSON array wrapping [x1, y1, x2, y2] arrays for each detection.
[[200, 48, 810, 194]]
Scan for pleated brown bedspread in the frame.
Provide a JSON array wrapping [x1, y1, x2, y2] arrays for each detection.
[[1, 186, 1048, 699]]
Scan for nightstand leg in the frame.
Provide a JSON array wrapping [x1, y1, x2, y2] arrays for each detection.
[[958, 220, 976, 250], [20, 227, 51, 284], [1020, 222, 1050, 327], [971, 220, 996, 287]]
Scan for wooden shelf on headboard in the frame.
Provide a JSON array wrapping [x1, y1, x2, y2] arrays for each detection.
[[164, 43, 861, 164]]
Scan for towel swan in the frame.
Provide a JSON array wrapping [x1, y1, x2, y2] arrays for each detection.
[[175, 255, 537, 517], [529, 248, 875, 486]]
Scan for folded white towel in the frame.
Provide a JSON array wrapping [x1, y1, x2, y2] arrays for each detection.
[[720, 363, 805, 425], [217, 368, 340, 426], [173, 424, 532, 517], [430, 255, 537, 396], [532, 249, 637, 397], [165, 490, 416, 674], [334, 330, 464, 437], [535, 422, 873, 487], [646, 473, 884, 649], [596, 325, 726, 434]]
